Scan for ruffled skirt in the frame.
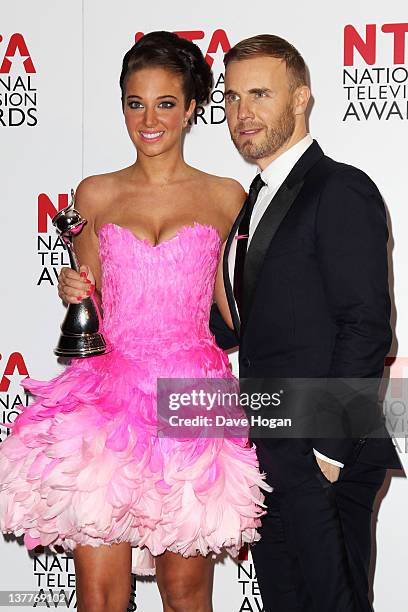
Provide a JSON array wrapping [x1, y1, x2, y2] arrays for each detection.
[[0, 338, 268, 574]]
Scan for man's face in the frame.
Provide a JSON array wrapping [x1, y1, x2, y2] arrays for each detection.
[[225, 56, 297, 166]]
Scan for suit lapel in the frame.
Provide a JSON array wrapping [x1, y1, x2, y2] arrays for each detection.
[[241, 179, 304, 328], [223, 204, 246, 335], [240, 140, 325, 332]]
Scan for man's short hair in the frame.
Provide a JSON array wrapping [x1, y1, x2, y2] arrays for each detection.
[[224, 34, 308, 90]]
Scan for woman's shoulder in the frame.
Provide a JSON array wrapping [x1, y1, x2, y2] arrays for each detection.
[[192, 169, 246, 215], [74, 170, 124, 216], [194, 169, 245, 194], [75, 171, 121, 200]]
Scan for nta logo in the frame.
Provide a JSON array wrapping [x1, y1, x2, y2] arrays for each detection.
[[38, 193, 69, 233], [342, 23, 408, 121], [0, 34, 37, 127], [37, 193, 71, 286], [0, 33, 35, 73], [0, 352, 29, 392], [344, 23, 408, 66]]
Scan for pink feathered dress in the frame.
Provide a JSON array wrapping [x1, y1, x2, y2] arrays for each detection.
[[0, 222, 268, 574]]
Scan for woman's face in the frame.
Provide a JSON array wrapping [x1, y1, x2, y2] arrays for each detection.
[[123, 67, 195, 157]]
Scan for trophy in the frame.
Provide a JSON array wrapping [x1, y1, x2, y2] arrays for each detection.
[[52, 189, 112, 357]]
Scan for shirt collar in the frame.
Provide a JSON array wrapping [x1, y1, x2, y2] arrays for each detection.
[[259, 134, 314, 192]]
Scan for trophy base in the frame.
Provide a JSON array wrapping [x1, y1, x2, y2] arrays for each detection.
[[54, 332, 112, 358]]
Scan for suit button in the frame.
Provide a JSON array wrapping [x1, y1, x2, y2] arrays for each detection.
[[242, 357, 251, 367]]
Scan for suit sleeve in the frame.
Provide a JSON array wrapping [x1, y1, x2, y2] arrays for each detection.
[[311, 167, 392, 463], [209, 303, 239, 350]]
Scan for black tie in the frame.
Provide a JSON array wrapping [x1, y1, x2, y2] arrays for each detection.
[[233, 174, 266, 317]]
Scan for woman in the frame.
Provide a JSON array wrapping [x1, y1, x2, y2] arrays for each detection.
[[0, 32, 268, 612]]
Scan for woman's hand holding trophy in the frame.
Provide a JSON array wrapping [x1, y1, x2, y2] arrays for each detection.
[[53, 189, 111, 358], [58, 264, 95, 304]]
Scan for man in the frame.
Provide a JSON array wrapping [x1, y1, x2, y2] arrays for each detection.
[[210, 35, 402, 611]]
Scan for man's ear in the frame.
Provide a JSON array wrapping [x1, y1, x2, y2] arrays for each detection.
[[293, 85, 310, 116]]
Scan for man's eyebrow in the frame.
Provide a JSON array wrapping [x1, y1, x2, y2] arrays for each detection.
[[224, 87, 273, 97], [248, 87, 272, 95]]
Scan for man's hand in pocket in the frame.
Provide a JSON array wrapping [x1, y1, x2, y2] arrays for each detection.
[[316, 457, 341, 483]]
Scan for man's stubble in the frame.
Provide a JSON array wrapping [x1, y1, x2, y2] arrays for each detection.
[[231, 101, 296, 162]]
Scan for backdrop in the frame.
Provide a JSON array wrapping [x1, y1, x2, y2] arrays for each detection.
[[1, 1, 407, 610]]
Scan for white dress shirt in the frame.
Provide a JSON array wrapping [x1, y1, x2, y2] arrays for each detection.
[[228, 133, 344, 468]]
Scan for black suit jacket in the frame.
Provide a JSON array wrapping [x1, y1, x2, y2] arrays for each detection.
[[210, 140, 401, 490]]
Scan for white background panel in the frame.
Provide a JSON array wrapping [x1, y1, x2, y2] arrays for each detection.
[[1, 1, 407, 610]]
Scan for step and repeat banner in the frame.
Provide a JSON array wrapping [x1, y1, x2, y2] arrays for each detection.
[[1, 1, 408, 610]]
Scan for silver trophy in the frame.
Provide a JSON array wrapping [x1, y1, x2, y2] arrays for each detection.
[[52, 189, 112, 357]]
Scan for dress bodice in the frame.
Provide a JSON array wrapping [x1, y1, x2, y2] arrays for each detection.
[[97, 222, 222, 347]]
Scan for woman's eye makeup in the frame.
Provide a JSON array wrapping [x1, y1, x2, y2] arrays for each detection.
[[127, 99, 177, 110], [128, 100, 143, 109], [159, 100, 176, 108]]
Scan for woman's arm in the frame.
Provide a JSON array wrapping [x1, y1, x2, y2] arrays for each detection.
[[213, 177, 246, 330], [214, 241, 234, 330]]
